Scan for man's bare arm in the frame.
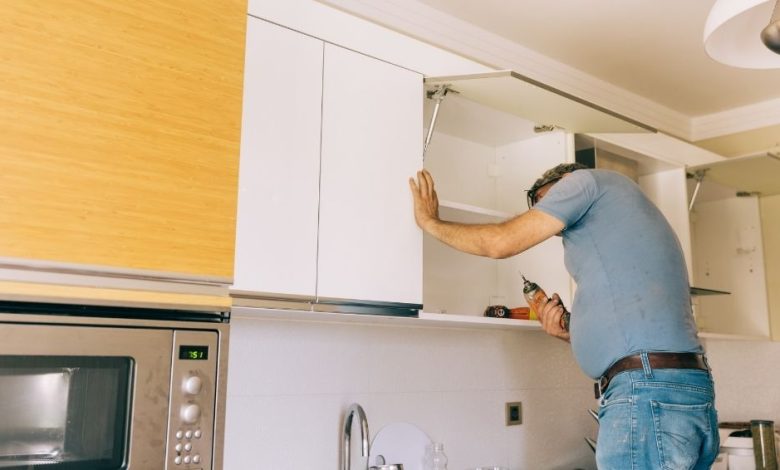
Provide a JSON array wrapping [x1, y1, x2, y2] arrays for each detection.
[[409, 170, 565, 259]]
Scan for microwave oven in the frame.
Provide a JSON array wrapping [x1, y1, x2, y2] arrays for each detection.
[[0, 301, 229, 470]]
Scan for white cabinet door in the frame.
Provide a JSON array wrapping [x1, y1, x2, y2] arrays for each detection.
[[232, 19, 323, 298], [317, 44, 423, 305]]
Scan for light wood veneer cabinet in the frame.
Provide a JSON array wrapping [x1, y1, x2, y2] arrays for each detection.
[[0, 1, 247, 282]]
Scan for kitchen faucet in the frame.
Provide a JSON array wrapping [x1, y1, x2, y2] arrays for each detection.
[[341, 403, 370, 470]]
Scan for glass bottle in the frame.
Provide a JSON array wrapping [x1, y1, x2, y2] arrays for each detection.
[[431, 442, 448, 470]]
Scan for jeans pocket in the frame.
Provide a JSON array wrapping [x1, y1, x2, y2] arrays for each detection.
[[650, 401, 713, 470]]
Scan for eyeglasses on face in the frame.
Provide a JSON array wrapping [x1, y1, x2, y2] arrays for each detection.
[[525, 176, 562, 209]]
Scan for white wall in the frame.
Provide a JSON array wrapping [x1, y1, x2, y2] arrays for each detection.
[[225, 313, 598, 470]]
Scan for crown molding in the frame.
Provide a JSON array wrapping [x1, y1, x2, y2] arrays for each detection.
[[317, 0, 692, 138], [691, 97, 780, 141]]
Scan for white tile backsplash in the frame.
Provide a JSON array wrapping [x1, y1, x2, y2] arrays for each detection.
[[224, 313, 780, 470], [227, 317, 374, 396], [703, 338, 780, 423], [224, 394, 346, 468], [225, 313, 598, 470], [366, 326, 508, 393]]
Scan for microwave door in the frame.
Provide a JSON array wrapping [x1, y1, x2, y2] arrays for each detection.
[[0, 357, 133, 468], [0, 323, 173, 469], [0, 366, 70, 463]]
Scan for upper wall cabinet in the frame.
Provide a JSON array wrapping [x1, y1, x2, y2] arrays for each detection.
[[0, 1, 246, 285], [420, 92, 572, 328], [686, 154, 780, 340], [232, 18, 423, 314], [418, 72, 661, 328], [570, 136, 774, 340]]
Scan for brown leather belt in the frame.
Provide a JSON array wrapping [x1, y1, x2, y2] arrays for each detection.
[[594, 352, 709, 399]]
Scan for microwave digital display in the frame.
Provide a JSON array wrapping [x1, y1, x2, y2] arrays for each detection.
[[179, 345, 208, 360]]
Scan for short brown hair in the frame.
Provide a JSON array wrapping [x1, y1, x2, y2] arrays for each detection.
[[527, 162, 588, 207]]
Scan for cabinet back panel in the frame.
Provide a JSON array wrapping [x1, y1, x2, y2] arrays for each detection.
[[424, 133, 498, 210], [0, 1, 246, 277], [692, 197, 769, 336], [759, 195, 780, 340], [424, 234, 499, 315]]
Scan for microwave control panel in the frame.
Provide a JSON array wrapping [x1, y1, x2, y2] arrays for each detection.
[[166, 330, 219, 469]]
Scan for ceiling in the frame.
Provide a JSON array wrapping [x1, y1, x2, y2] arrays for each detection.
[[416, 0, 780, 116], [413, 0, 780, 158]]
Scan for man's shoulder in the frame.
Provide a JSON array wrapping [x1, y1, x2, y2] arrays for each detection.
[[586, 169, 640, 192]]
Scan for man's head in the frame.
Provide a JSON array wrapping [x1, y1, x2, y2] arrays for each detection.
[[526, 162, 588, 208]]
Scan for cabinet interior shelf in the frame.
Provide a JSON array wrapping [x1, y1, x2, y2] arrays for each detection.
[[439, 199, 514, 222]]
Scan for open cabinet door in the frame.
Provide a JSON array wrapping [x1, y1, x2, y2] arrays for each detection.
[[426, 70, 655, 134]]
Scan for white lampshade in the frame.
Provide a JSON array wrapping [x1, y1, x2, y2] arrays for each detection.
[[704, 0, 780, 69]]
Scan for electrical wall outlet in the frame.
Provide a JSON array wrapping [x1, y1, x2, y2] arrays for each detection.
[[505, 402, 522, 426]]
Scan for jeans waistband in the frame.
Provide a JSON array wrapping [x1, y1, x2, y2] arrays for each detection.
[[594, 352, 709, 399]]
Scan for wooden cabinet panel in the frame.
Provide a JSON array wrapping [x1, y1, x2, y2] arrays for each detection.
[[0, 1, 246, 279], [317, 44, 423, 304], [232, 18, 323, 297]]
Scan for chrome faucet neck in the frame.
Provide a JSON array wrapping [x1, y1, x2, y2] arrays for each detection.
[[341, 403, 370, 470]]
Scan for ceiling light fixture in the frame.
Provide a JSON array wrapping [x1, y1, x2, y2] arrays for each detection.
[[704, 0, 780, 69], [763, 1, 780, 52]]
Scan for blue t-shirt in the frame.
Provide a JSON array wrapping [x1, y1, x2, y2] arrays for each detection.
[[534, 169, 702, 379]]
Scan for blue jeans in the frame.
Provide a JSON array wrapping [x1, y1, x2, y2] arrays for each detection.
[[596, 353, 720, 470]]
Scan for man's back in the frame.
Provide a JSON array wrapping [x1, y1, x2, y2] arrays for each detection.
[[534, 169, 702, 378]]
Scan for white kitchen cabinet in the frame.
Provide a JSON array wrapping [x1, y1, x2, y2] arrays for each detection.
[[691, 194, 769, 338], [572, 135, 775, 340], [233, 18, 323, 301], [233, 18, 422, 314], [233, 15, 718, 327], [421, 93, 572, 327], [685, 154, 780, 340], [317, 44, 423, 306], [416, 70, 668, 327], [418, 83, 699, 327]]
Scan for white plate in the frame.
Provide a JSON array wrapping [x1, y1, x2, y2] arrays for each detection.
[[370, 422, 433, 470]]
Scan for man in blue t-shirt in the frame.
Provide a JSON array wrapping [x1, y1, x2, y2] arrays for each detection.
[[409, 163, 719, 470]]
